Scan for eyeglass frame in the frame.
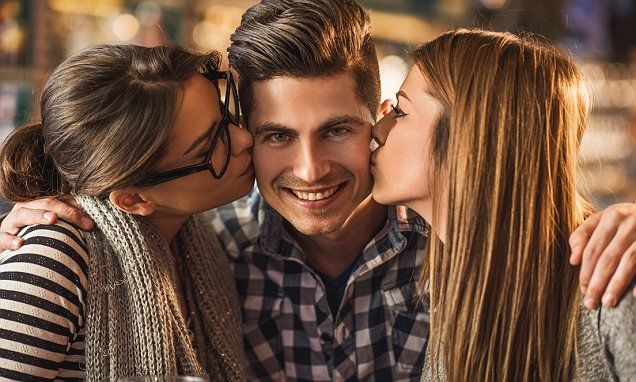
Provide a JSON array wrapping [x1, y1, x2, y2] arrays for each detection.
[[136, 66, 240, 187]]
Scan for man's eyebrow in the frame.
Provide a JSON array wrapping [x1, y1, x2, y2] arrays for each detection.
[[318, 115, 367, 132], [183, 120, 219, 155], [252, 116, 367, 137], [253, 122, 297, 137]]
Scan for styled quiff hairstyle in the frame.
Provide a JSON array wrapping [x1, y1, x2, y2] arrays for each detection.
[[228, 0, 381, 124]]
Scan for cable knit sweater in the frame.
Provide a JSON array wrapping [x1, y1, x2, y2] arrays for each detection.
[[0, 197, 246, 381]]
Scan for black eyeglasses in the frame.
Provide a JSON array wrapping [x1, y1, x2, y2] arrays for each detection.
[[137, 64, 240, 187]]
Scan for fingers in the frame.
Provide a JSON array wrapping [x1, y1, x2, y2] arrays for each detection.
[[0, 198, 93, 236], [0, 198, 94, 252], [578, 211, 619, 295], [598, 241, 636, 308], [0, 232, 24, 251], [577, 203, 636, 309], [38, 198, 92, 228], [583, 225, 636, 309], [569, 212, 601, 266], [55, 198, 93, 229], [60, 195, 82, 210], [0, 205, 57, 251], [22, 198, 93, 229], [1, 204, 58, 234]]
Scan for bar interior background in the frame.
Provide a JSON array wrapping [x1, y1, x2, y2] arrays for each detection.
[[1, 0, 635, 212]]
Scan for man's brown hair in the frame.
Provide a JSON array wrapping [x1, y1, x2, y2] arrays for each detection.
[[228, 0, 381, 124]]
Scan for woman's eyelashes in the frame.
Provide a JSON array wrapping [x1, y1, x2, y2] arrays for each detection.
[[196, 137, 219, 159], [393, 103, 408, 118]]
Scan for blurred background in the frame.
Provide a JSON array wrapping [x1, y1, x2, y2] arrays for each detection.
[[1, 0, 635, 211]]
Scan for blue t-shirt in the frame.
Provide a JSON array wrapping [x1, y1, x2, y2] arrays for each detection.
[[315, 253, 363, 317]]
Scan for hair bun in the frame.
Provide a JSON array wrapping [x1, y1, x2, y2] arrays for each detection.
[[0, 122, 68, 201]]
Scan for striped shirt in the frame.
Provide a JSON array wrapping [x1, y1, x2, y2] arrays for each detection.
[[0, 221, 88, 381]]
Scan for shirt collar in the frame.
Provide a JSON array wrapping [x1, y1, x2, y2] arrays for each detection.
[[257, 196, 428, 261], [353, 205, 428, 275]]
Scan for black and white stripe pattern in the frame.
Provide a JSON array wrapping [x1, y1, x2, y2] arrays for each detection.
[[0, 221, 88, 381]]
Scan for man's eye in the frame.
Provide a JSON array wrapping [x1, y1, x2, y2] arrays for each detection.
[[327, 127, 347, 137], [267, 133, 290, 142]]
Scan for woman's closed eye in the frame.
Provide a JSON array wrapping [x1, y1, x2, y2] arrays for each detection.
[[393, 104, 408, 118], [196, 135, 221, 159]]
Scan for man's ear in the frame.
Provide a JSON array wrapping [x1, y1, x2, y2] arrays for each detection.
[[109, 189, 156, 216], [379, 99, 395, 119]]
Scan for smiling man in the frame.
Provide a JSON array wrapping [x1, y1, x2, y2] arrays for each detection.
[[250, 75, 374, 238], [215, 1, 429, 380], [2, 1, 636, 381]]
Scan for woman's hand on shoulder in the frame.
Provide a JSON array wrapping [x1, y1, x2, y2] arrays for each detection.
[[569, 202, 636, 309], [0, 197, 94, 250]]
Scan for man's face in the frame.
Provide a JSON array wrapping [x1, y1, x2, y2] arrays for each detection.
[[249, 72, 375, 236]]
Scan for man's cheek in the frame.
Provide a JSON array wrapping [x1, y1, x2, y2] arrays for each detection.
[[254, 173, 270, 192]]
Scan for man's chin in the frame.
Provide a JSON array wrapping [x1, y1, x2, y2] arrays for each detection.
[[285, 215, 347, 237]]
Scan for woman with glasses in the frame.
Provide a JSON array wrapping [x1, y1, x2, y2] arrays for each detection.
[[371, 29, 635, 381], [0, 44, 251, 381]]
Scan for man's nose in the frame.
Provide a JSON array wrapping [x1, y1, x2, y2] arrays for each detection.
[[292, 141, 331, 183]]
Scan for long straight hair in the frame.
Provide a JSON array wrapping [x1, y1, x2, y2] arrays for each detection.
[[414, 29, 593, 381]]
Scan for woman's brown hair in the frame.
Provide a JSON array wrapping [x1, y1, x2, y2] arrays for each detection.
[[414, 29, 593, 380], [0, 44, 220, 201]]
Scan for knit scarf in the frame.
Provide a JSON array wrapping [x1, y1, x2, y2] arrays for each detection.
[[76, 196, 245, 381]]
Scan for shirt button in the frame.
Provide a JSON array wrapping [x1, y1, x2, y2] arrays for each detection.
[[335, 326, 347, 343]]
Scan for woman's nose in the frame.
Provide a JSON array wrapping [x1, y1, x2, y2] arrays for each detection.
[[229, 122, 253, 155], [373, 99, 396, 146], [372, 116, 392, 146]]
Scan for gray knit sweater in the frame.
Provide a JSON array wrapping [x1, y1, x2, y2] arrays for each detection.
[[421, 293, 636, 381], [574, 292, 636, 381]]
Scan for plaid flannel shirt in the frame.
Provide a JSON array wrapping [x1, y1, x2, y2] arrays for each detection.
[[211, 190, 430, 381]]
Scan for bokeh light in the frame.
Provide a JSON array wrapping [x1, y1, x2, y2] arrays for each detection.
[[112, 13, 140, 41]]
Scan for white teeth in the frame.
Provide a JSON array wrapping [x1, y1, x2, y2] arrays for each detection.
[[291, 186, 339, 201]]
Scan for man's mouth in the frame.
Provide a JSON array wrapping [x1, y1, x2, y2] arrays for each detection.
[[284, 183, 345, 202]]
